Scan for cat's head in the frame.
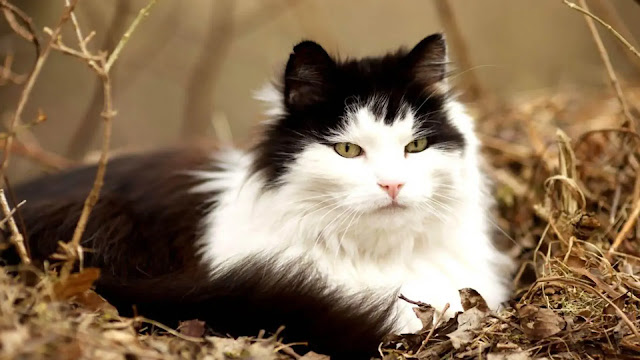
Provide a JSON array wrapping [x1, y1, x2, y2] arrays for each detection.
[[252, 34, 476, 224]]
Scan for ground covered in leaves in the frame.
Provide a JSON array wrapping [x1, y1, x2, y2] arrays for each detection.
[[2, 88, 640, 359]]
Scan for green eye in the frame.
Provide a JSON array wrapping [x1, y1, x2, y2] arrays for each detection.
[[405, 137, 428, 153], [334, 142, 363, 158]]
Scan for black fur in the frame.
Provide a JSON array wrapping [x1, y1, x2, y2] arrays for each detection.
[[251, 33, 465, 187], [2, 147, 397, 359]]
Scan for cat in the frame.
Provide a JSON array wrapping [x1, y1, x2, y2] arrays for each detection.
[[3, 33, 513, 359]]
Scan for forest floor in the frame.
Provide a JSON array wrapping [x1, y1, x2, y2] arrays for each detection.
[[1, 87, 640, 360]]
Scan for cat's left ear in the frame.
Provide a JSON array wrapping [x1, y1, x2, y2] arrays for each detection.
[[405, 33, 448, 88]]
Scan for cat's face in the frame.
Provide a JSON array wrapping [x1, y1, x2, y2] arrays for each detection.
[[253, 34, 471, 224]]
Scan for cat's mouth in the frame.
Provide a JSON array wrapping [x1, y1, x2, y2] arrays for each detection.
[[376, 201, 407, 212]]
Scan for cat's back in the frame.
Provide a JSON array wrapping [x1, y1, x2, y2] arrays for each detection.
[[9, 147, 218, 278]]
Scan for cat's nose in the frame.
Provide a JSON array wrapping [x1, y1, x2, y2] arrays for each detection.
[[378, 182, 404, 200]]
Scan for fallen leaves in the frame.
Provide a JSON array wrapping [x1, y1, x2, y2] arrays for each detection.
[[517, 305, 566, 340], [52, 267, 100, 300], [178, 319, 206, 338]]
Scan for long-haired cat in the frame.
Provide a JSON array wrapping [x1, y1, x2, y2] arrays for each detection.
[[3, 33, 512, 358]]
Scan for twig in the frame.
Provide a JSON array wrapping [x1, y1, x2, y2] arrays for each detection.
[[399, 293, 431, 308], [0, 198, 24, 228], [1, 138, 75, 171], [0, 55, 27, 85], [609, 197, 640, 254], [133, 316, 205, 343], [66, 0, 131, 158], [565, 0, 640, 60], [58, 0, 157, 279], [105, 0, 157, 73], [564, 0, 638, 130], [0, 0, 40, 57], [0, 189, 29, 264], [0, 0, 77, 184], [433, 0, 486, 101], [587, 0, 640, 74], [416, 303, 450, 354]]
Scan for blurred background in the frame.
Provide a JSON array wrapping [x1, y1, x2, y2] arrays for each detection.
[[1, 0, 640, 182]]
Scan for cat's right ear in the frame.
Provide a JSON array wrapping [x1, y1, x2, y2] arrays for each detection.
[[283, 41, 335, 111]]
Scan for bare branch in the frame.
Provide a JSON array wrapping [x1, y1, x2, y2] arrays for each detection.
[[1, 138, 75, 171], [0, 54, 27, 85], [105, 0, 157, 72], [564, 0, 640, 62], [57, 0, 157, 279], [0, 0, 78, 184], [587, 0, 640, 74], [564, 0, 637, 130], [0, 0, 40, 57], [0, 189, 29, 264], [65, 0, 131, 158]]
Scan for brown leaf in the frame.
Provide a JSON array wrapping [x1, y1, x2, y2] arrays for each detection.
[[53, 268, 100, 300], [72, 289, 118, 316], [459, 288, 489, 312], [299, 351, 330, 360], [178, 319, 206, 337], [413, 304, 435, 333], [447, 307, 487, 349], [518, 305, 565, 340]]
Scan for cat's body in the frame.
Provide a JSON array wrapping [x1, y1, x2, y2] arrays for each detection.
[[2, 34, 512, 358]]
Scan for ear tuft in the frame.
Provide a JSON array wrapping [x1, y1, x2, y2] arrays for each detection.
[[406, 33, 448, 87], [284, 40, 335, 111]]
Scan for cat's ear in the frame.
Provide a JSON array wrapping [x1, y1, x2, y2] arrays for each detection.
[[405, 33, 448, 88], [284, 40, 335, 110]]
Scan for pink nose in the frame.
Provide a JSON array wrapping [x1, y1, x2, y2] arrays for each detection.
[[378, 182, 404, 200]]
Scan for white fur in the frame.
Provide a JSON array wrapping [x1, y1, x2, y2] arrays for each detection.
[[196, 95, 512, 333]]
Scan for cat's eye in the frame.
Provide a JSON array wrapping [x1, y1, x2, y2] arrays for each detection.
[[334, 142, 363, 158], [405, 137, 428, 153]]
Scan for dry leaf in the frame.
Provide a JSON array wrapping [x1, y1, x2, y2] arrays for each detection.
[[72, 289, 118, 315], [299, 351, 330, 360], [178, 319, 206, 338], [413, 304, 435, 332], [447, 307, 487, 349], [53, 268, 101, 300], [459, 288, 489, 312], [518, 305, 565, 340]]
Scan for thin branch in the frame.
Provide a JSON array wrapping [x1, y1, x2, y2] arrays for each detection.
[[0, 55, 27, 85], [564, 0, 640, 60], [564, 0, 637, 130], [0, 0, 40, 57], [105, 0, 157, 73], [0, 0, 78, 185], [66, 0, 131, 158], [609, 197, 640, 254], [0, 189, 29, 264], [58, 0, 157, 279], [587, 0, 640, 74], [432, 0, 486, 101], [1, 138, 75, 171]]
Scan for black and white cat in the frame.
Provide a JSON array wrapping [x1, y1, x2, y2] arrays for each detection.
[[5, 33, 512, 358]]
